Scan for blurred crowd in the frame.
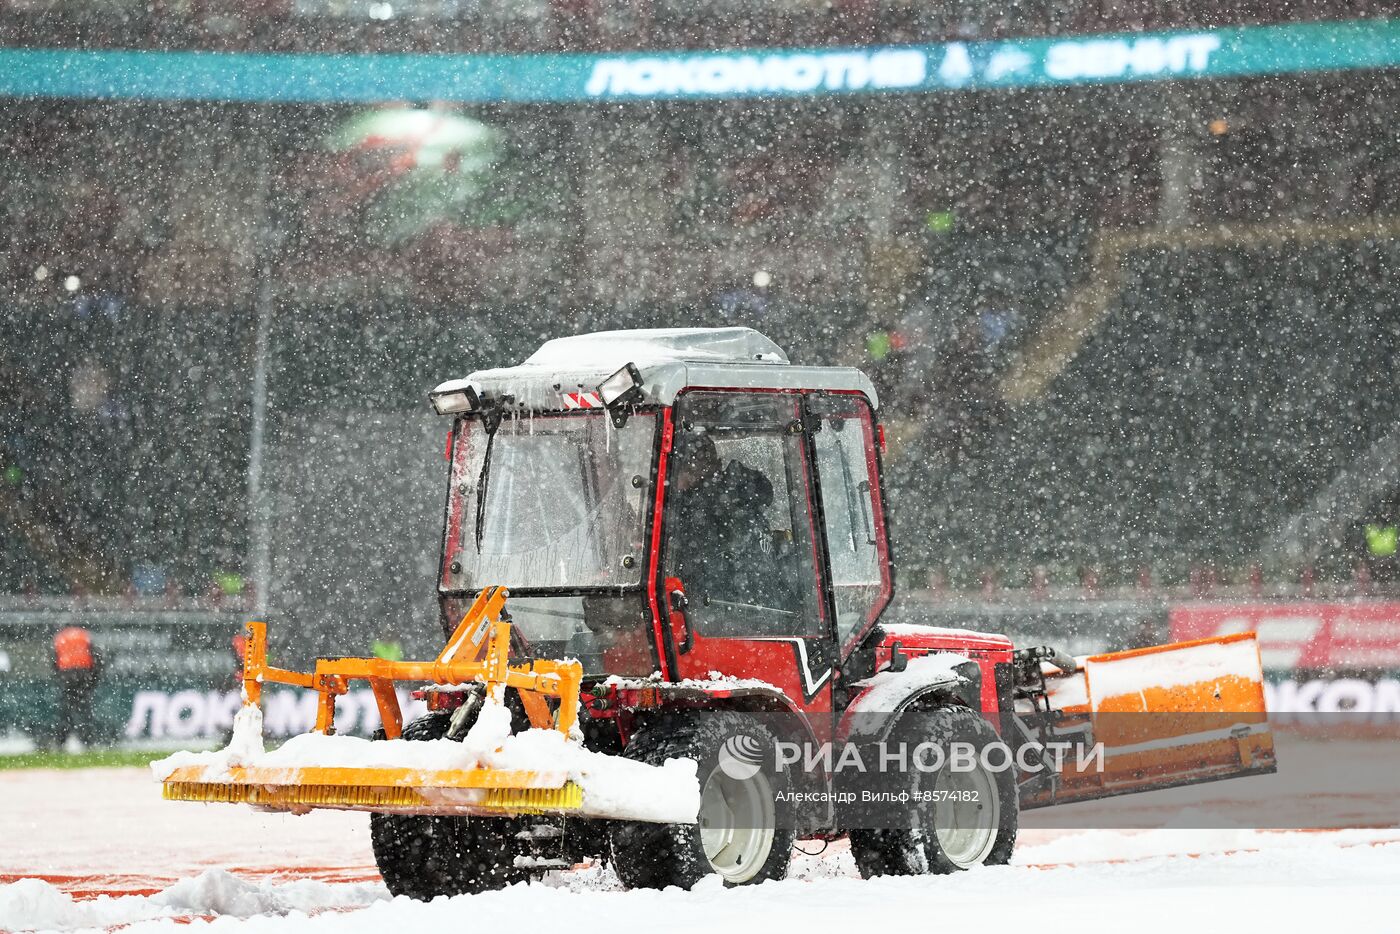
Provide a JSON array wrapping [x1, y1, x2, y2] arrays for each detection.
[[0, 0, 1394, 54], [0, 304, 253, 602], [3, 69, 1400, 600], [7, 81, 1398, 311], [886, 236, 1400, 596]]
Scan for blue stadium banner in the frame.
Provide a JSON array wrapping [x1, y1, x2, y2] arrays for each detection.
[[2, 18, 1398, 104]]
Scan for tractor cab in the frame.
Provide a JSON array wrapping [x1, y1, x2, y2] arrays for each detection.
[[431, 328, 890, 709]]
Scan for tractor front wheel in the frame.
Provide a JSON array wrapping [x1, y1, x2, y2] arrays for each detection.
[[369, 713, 526, 899], [848, 705, 1018, 878]]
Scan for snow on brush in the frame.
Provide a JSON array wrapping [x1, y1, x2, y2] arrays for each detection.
[[151, 697, 700, 825]]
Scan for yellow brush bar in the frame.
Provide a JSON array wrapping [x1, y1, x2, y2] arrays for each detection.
[[164, 778, 583, 814], [163, 764, 569, 790], [481, 782, 585, 815]]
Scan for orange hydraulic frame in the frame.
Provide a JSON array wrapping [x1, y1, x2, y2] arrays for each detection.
[[240, 585, 582, 740]]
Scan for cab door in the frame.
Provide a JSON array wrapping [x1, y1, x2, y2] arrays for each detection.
[[807, 393, 892, 659], [662, 391, 836, 721]]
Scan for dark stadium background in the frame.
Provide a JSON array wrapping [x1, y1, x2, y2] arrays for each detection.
[[2, 0, 1399, 743]]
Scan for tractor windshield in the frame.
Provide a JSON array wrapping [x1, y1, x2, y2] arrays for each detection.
[[441, 411, 657, 592]]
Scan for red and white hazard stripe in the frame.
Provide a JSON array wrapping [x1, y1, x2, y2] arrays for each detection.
[[561, 391, 603, 410]]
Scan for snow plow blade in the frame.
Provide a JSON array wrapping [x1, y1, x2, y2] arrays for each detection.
[[1020, 632, 1276, 809]]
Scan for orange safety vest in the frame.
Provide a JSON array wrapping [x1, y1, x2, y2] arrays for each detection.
[[54, 627, 94, 671]]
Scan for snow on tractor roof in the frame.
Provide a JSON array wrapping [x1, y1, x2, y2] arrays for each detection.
[[526, 327, 790, 369], [438, 327, 879, 411]]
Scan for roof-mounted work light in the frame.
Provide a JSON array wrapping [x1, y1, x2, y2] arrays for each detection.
[[598, 363, 644, 406], [598, 363, 645, 427], [429, 381, 481, 416]]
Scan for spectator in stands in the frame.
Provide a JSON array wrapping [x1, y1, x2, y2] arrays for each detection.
[[230, 630, 249, 681], [550, 0, 600, 49], [926, 314, 1002, 462], [210, 563, 246, 607], [1364, 517, 1398, 583], [975, 291, 1022, 359], [372, 630, 405, 662], [52, 625, 102, 750], [713, 282, 769, 319]]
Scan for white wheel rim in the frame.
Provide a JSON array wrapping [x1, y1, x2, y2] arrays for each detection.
[[932, 758, 1000, 868], [699, 764, 776, 883]]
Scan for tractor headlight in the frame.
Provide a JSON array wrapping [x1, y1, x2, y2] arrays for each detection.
[[598, 363, 645, 409], [429, 382, 480, 416]]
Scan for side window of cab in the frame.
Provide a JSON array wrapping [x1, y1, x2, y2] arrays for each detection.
[[809, 394, 890, 648], [665, 392, 824, 639]]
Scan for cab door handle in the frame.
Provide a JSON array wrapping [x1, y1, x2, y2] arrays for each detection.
[[666, 580, 693, 655]]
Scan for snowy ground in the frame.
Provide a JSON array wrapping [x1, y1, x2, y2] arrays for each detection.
[[3, 762, 1400, 933]]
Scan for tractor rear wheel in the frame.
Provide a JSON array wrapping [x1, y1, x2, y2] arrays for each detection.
[[608, 711, 793, 889], [369, 713, 526, 899], [849, 705, 1018, 878]]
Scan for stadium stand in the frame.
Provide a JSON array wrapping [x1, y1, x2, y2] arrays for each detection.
[[0, 305, 253, 598], [3, 42, 1400, 604], [893, 234, 1400, 590], [0, 0, 1395, 54]]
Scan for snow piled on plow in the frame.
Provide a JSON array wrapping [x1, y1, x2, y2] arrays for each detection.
[[150, 704, 267, 780], [150, 698, 700, 824], [1083, 634, 1263, 707]]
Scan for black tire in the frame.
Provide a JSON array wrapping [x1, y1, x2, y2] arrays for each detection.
[[849, 705, 1018, 878], [608, 711, 793, 890], [369, 713, 527, 899]]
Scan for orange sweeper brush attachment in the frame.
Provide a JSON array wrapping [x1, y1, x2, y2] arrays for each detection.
[[160, 586, 594, 818]]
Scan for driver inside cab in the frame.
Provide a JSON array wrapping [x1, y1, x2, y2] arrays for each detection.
[[669, 431, 786, 626]]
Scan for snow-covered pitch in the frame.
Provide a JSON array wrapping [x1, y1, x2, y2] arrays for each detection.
[[3, 765, 1399, 933]]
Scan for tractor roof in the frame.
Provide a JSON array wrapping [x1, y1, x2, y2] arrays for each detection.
[[436, 327, 879, 410]]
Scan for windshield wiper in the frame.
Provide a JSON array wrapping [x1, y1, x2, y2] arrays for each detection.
[[474, 410, 502, 551]]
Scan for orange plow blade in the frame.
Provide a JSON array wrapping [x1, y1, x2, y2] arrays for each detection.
[[1021, 632, 1276, 809]]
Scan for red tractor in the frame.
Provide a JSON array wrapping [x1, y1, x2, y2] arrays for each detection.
[[161, 327, 1274, 895]]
